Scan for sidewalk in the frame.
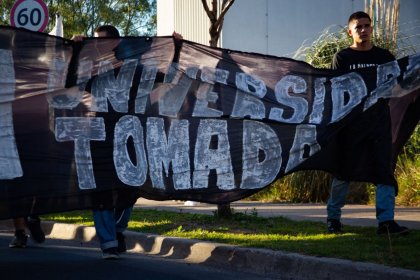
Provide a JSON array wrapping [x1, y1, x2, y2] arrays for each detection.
[[134, 198, 420, 230]]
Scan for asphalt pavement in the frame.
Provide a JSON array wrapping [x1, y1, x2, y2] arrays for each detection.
[[1, 199, 419, 279], [0, 232, 267, 280], [134, 198, 420, 230]]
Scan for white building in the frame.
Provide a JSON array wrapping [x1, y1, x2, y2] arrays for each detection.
[[157, 0, 420, 58]]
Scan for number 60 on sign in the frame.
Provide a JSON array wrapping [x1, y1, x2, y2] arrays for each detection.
[[10, 0, 49, 32]]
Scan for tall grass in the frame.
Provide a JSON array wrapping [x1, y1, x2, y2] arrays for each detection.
[[395, 126, 420, 206], [248, 171, 373, 204], [248, 171, 331, 203], [294, 26, 351, 69]]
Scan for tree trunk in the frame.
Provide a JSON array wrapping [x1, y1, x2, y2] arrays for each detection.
[[216, 203, 232, 219], [201, 0, 236, 219]]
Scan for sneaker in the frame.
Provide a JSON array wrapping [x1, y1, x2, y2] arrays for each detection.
[[102, 247, 120, 260], [9, 231, 28, 248], [327, 218, 343, 234], [377, 220, 409, 236], [26, 216, 45, 243], [116, 232, 126, 253]]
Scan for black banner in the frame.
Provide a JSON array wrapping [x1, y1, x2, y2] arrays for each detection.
[[0, 26, 419, 219]]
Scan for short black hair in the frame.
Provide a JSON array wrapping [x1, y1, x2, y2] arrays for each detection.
[[94, 25, 120, 38], [348, 11, 372, 25]]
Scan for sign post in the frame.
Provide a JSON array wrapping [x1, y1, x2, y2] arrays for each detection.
[[10, 0, 49, 32]]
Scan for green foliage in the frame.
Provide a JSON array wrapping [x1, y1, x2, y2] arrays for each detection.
[[395, 127, 420, 206], [0, 0, 15, 25], [248, 171, 371, 204], [0, 0, 156, 38], [399, 125, 420, 161], [395, 157, 420, 206], [294, 26, 351, 69], [294, 24, 416, 68]]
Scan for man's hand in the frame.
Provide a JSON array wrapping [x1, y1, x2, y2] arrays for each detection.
[[172, 31, 183, 40]]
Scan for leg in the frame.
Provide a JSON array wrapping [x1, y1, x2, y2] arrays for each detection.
[[376, 184, 409, 235], [13, 217, 26, 231], [115, 207, 133, 253], [115, 207, 133, 234], [9, 218, 28, 248], [26, 215, 45, 243], [327, 178, 350, 220], [93, 210, 118, 250], [376, 184, 395, 223]]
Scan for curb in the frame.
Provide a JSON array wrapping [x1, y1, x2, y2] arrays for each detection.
[[119, 232, 420, 280], [4, 221, 420, 280], [2, 220, 418, 280]]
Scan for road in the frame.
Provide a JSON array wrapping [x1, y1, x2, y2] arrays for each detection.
[[0, 232, 274, 280], [135, 198, 420, 229]]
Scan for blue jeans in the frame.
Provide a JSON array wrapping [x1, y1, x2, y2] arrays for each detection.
[[327, 178, 395, 223], [93, 207, 133, 250]]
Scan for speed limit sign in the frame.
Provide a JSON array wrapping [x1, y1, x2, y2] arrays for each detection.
[[10, 0, 49, 32]]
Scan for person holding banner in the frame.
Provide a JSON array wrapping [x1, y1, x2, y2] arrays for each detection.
[[326, 11, 409, 236], [2, 26, 47, 249], [72, 25, 135, 259], [72, 25, 184, 259], [9, 216, 45, 248]]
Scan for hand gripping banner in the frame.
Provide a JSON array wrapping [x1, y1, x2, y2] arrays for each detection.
[[0, 26, 418, 219]]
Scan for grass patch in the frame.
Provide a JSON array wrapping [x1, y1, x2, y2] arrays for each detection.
[[42, 209, 420, 271]]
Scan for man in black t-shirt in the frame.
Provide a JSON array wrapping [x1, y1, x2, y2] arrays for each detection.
[[326, 11, 409, 236]]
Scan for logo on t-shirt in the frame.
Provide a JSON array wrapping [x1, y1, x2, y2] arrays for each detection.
[[349, 63, 377, 70]]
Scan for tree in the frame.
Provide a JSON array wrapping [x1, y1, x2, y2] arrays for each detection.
[[0, 0, 156, 38], [0, 0, 16, 25], [201, 0, 235, 47], [201, 0, 236, 218]]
